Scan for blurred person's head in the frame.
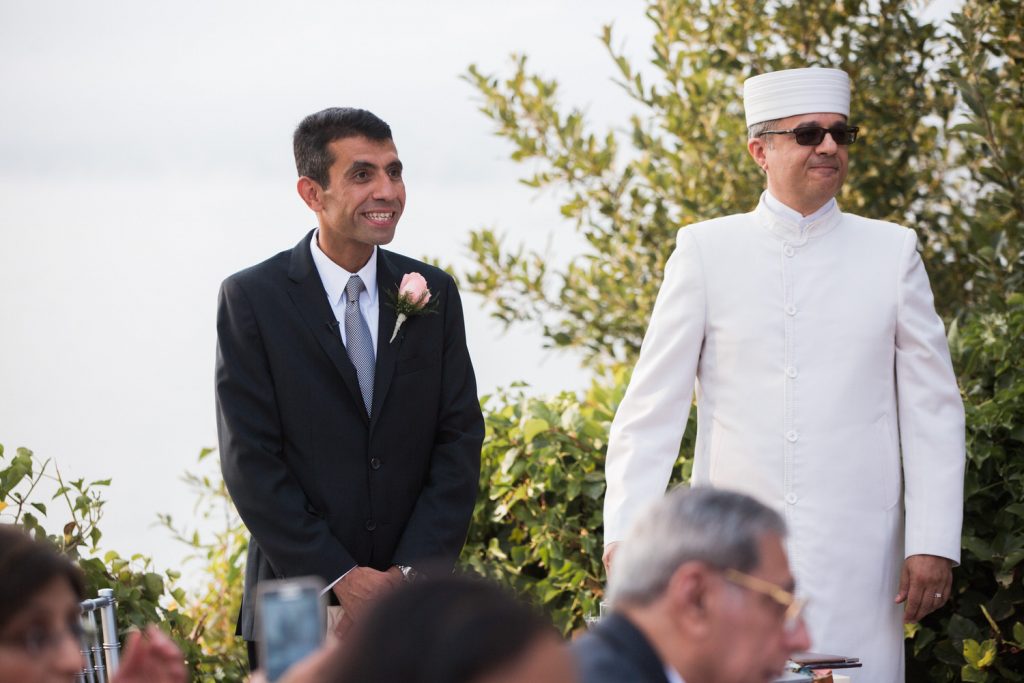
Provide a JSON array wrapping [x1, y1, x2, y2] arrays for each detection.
[[0, 524, 85, 683], [340, 575, 575, 683], [607, 487, 811, 683]]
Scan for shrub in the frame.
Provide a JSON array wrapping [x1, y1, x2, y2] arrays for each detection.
[[459, 370, 695, 634], [0, 445, 246, 682]]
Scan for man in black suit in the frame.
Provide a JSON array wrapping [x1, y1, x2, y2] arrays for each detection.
[[216, 108, 484, 665], [575, 488, 811, 683]]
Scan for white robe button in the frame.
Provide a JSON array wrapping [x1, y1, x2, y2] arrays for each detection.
[[786, 430, 799, 442], [786, 493, 798, 505], [786, 367, 798, 378], [784, 245, 796, 257], [785, 304, 797, 316]]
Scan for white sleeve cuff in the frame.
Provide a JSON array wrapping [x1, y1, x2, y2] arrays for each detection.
[[321, 565, 357, 596]]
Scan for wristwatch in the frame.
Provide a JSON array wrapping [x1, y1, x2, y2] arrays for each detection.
[[396, 565, 420, 583]]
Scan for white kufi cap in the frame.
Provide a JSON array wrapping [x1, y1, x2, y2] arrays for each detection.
[[743, 67, 850, 128]]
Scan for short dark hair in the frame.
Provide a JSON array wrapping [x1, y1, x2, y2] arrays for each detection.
[[293, 107, 393, 187], [0, 524, 86, 630], [339, 575, 555, 683]]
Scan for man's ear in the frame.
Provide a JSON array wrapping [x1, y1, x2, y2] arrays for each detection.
[[297, 176, 324, 212], [667, 563, 713, 636], [747, 137, 769, 173]]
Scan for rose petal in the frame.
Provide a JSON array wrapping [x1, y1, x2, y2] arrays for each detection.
[[399, 272, 429, 304]]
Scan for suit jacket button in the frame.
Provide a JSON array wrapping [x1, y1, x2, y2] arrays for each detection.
[[365, 519, 376, 531], [370, 458, 382, 470]]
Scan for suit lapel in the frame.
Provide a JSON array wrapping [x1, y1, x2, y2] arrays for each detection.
[[370, 249, 403, 430], [285, 230, 368, 424]]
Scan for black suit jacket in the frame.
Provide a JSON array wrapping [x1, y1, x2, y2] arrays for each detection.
[[216, 231, 484, 640], [573, 614, 673, 683]]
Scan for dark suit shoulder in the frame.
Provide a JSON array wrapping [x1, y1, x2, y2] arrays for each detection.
[[572, 615, 670, 683], [221, 247, 292, 291]]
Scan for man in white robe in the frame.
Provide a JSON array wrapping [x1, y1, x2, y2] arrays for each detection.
[[601, 67, 965, 683]]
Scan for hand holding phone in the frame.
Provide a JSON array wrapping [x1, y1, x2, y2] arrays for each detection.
[[256, 577, 326, 682]]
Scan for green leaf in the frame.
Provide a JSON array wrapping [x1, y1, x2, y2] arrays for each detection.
[[962, 666, 991, 683], [963, 638, 997, 669], [523, 418, 549, 443], [143, 573, 164, 598]]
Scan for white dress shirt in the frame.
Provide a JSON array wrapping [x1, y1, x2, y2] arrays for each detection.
[[309, 230, 380, 595], [310, 231, 380, 357], [664, 665, 685, 683]]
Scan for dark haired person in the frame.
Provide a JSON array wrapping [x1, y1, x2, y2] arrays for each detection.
[[216, 107, 484, 667], [602, 68, 965, 681], [338, 576, 574, 683], [253, 575, 575, 683], [0, 524, 185, 683]]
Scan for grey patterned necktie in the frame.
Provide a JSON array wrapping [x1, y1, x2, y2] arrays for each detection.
[[344, 275, 374, 415]]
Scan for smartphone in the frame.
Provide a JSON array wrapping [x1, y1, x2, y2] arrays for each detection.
[[256, 576, 327, 682]]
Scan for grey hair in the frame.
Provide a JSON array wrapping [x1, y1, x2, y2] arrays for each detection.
[[748, 118, 781, 150], [607, 486, 786, 608]]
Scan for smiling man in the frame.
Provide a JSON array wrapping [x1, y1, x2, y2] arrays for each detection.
[[216, 107, 483, 668], [601, 69, 965, 682]]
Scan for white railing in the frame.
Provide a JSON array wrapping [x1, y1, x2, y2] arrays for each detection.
[[77, 588, 120, 683]]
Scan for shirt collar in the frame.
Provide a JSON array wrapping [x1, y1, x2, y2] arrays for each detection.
[[763, 189, 836, 229], [309, 230, 378, 306], [664, 665, 686, 683]]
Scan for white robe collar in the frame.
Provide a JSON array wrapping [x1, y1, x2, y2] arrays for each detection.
[[754, 190, 842, 243]]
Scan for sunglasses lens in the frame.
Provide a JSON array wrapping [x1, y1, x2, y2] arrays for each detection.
[[794, 128, 827, 145], [830, 127, 857, 144], [792, 126, 858, 146]]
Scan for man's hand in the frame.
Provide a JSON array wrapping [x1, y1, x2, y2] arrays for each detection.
[[603, 542, 620, 576], [249, 640, 347, 683], [112, 626, 186, 683], [331, 613, 354, 641], [895, 554, 953, 623], [332, 566, 402, 621]]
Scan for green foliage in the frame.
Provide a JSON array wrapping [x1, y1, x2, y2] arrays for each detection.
[[905, 295, 1024, 680], [464, 0, 960, 368], [157, 447, 248, 682], [459, 371, 695, 634], [941, 0, 1024, 310], [900, 3, 1024, 678], [0, 445, 246, 682]]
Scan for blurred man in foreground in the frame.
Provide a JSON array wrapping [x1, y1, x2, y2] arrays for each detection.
[[576, 487, 810, 683]]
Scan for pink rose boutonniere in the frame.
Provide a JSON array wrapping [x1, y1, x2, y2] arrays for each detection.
[[388, 272, 436, 343]]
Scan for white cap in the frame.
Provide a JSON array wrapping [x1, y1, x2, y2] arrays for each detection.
[[743, 67, 850, 128]]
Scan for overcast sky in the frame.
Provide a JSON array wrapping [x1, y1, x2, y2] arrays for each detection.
[[0, 0, 959, 585]]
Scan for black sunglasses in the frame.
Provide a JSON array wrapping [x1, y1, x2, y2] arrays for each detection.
[[760, 125, 860, 146]]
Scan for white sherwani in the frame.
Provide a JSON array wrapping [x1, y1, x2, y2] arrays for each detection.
[[604, 193, 965, 683]]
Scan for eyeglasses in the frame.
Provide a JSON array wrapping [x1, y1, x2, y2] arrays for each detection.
[[0, 617, 86, 656], [723, 568, 807, 633], [759, 125, 860, 146]]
